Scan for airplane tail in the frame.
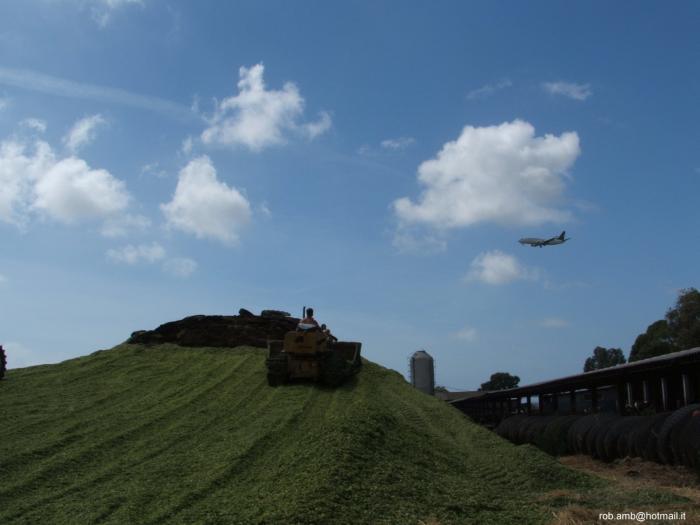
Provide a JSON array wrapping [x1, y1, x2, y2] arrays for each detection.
[[559, 231, 566, 240]]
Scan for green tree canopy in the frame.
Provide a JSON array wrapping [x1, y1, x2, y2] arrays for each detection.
[[583, 346, 626, 372], [479, 372, 519, 391], [629, 288, 700, 362]]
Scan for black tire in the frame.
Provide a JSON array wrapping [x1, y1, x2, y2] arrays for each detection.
[[536, 415, 581, 456], [626, 416, 655, 458], [642, 412, 671, 463], [678, 411, 700, 468], [657, 404, 700, 465], [567, 415, 596, 454], [602, 416, 643, 461], [496, 415, 528, 441], [593, 415, 622, 461], [585, 414, 619, 458], [524, 416, 554, 445]]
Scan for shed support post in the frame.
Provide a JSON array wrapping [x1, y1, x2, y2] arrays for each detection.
[[616, 383, 626, 415], [682, 373, 694, 405], [526, 395, 532, 415], [661, 377, 669, 411], [570, 389, 576, 414], [538, 394, 544, 414], [591, 386, 598, 413], [642, 380, 650, 404], [626, 382, 634, 410]]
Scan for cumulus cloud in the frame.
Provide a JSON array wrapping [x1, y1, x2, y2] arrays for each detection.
[[542, 81, 592, 101], [33, 157, 129, 223], [466, 79, 512, 100], [107, 242, 165, 264], [540, 317, 570, 328], [0, 137, 129, 227], [201, 63, 331, 151], [381, 137, 415, 150], [64, 114, 106, 152], [20, 118, 47, 133], [464, 250, 538, 285], [161, 156, 251, 244], [181, 136, 193, 155], [393, 120, 580, 230], [163, 257, 197, 277]]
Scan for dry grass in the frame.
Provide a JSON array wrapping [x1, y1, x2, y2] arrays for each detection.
[[549, 455, 700, 524]]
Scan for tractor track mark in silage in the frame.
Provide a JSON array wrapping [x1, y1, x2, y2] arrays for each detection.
[[0, 359, 275, 524], [144, 385, 323, 525], [0, 354, 257, 506]]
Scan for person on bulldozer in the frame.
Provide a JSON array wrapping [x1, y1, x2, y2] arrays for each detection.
[[297, 307, 320, 329]]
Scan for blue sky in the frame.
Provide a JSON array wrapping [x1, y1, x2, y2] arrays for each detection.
[[1, 1, 698, 391]]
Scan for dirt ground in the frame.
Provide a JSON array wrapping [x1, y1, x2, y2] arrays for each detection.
[[549, 455, 700, 524]]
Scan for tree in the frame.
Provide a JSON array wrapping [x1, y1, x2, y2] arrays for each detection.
[[629, 319, 676, 362], [666, 288, 700, 351], [479, 372, 519, 391], [583, 346, 626, 372], [629, 288, 700, 362], [434, 385, 448, 393]]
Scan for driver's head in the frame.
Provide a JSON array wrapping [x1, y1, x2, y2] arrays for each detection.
[[306, 307, 314, 317]]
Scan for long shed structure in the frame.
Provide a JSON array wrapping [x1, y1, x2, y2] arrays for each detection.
[[451, 347, 700, 426]]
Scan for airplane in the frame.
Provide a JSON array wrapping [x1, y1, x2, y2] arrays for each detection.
[[518, 231, 569, 248]]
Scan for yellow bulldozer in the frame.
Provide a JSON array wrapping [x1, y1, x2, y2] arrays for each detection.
[[266, 327, 362, 387]]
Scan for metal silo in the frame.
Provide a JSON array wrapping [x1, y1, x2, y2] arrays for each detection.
[[410, 349, 435, 395]]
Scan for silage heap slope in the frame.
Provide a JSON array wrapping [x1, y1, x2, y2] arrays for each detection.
[[1, 344, 592, 524]]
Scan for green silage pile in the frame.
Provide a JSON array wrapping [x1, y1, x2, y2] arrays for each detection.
[[0, 344, 682, 524]]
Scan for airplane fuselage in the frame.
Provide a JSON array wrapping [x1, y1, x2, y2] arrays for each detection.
[[518, 232, 568, 247]]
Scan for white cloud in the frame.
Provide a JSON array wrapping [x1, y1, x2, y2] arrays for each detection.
[[466, 79, 512, 100], [140, 162, 167, 178], [201, 63, 330, 151], [107, 242, 165, 265], [0, 67, 194, 121], [302, 111, 332, 139], [161, 156, 251, 244], [163, 257, 197, 277], [100, 213, 151, 237], [33, 157, 129, 224], [393, 120, 580, 230], [20, 118, 47, 133], [381, 137, 415, 150], [464, 250, 538, 285], [542, 81, 592, 101], [453, 326, 477, 342], [91, 0, 144, 27], [0, 138, 130, 227], [64, 114, 106, 152], [0, 273, 6, 284], [540, 317, 570, 328], [181, 136, 193, 155], [0, 96, 8, 111]]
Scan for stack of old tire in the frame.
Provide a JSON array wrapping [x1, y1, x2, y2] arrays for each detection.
[[495, 405, 700, 470]]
